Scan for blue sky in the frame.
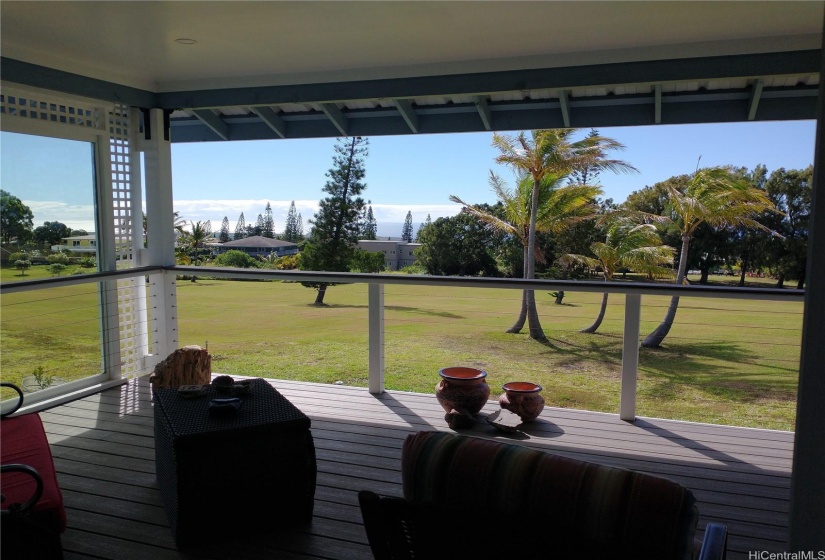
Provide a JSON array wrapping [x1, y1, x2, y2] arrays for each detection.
[[2, 120, 817, 236], [171, 120, 817, 235]]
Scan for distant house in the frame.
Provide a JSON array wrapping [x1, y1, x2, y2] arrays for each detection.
[[52, 234, 97, 255], [215, 236, 298, 258], [357, 239, 421, 271]]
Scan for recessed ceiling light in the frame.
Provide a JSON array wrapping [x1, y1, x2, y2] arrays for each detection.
[[174, 38, 198, 45]]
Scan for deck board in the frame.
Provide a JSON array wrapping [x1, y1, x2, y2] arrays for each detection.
[[36, 376, 793, 560]]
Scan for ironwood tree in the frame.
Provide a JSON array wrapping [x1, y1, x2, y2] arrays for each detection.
[[263, 202, 275, 238], [283, 201, 301, 242], [300, 137, 369, 305], [416, 214, 431, 242], [402, 211, 414, 242], [361, 205, 378, 240], [219, 216, 231, 242], [233, 212, 246, 240]]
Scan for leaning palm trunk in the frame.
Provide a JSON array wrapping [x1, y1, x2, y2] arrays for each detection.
[[582, 292, 609, 333], [642, 235, 690, 348], [525, 179, 547, 341], [314, 284, 328, 305], [507, 246, 529, 333], [508, 290, 528, 333], [641, 294, 680, 348], [526, 289, 545, 340]]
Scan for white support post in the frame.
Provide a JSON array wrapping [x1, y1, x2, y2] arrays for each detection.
[[368, 283, 385, 394], [141, 109, 178, 364], [620, 294, 642, 421]]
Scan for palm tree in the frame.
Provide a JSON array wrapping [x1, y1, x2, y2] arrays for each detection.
[[451, 172, 602, 336], [187, 221, 212, 250], [490, 129, 637, 340], [640, 166, 780, 348], [561, 218, 675, 333]]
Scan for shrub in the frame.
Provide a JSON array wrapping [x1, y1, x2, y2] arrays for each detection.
[[271, 254, 301, 270], [350, 249, 385, 273], [47, 252, 70, 265], [14, 259, 32, 274], [79, 257, 96, 268], [47, 263, 67, 276], [214, 250, 260, 269]]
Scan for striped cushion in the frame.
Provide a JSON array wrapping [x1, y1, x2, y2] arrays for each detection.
[[402, 431, 698, 560]]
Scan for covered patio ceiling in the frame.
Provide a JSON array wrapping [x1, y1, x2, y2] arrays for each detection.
[[1, 1, 823, 142]]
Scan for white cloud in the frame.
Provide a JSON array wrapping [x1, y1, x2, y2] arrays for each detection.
[[18, 198, 463, 237], [368, 204, 460, 224], [23, 200, 96, 232], [171, 199, 461, 231]]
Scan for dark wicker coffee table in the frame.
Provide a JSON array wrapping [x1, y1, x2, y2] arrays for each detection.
[[153, 378, 316, 546]]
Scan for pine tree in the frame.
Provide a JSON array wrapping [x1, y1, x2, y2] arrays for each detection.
[[300, 137, 369, 304], [254, 214, 265, 237], [402, 210, 414, 242], [219, 216, 231, 242], [234, 212, 246, 239], [296, 213, 304, 240], [263, 202, 275, 238], [284, 201, 299, 242], [416, 214, 432, 242], [362, 205, 377, 240]]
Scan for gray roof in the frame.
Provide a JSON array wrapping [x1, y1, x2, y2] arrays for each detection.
[[220, 236, 297, 249]]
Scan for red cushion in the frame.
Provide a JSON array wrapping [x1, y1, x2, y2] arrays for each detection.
[[1, 413, 67, 532]]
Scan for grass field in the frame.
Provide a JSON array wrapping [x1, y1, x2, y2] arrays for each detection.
[[1, 267, 802, 430]]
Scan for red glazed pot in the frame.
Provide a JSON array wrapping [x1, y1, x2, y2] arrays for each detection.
[[499, 381, 545, 422], [435, 367, 490, 415]]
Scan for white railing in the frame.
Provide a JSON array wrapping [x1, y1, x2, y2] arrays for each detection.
[[1, 265, 804, 421]]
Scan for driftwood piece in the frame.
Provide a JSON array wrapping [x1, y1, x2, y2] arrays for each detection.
[[486, 409, 523, 432], [149, 345, 212, 391], [445, 408, 475, 430]]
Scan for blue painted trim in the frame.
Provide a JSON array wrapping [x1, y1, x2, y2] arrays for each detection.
[[748, 79, 764, 121], [394, 99, 419, 133], [0, 57, 156, 107], [250, 106, 287, 138], [319, 103, 348, 135], [168, 89, 817, 143], [473, 96, 493, 130], [192, 109, 229, 140], [155, 50, 821, 109]]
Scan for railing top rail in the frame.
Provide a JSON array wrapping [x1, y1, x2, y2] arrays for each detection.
[[0, 266, 163, 295], [167, 266, 804, 302]]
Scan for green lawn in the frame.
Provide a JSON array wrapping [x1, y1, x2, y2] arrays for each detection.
[[1, 270, 802, 430], [173, 278, 801, 430]]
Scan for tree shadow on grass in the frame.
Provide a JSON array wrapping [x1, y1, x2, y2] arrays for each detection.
[[531, 333, 797, 404], [320, 303, 464, 319], [638, 340, 798, 403], [535, 335, 624, 369]]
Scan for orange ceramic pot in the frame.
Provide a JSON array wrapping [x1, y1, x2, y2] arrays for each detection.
[[435, 367, 490, 415], [499, 381, 545, 422]]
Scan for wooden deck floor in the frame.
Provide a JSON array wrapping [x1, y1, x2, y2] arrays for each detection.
[[38, 376, 793, 560]]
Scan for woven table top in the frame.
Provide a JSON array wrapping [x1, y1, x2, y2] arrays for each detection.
[[154, 378, 310, 438]]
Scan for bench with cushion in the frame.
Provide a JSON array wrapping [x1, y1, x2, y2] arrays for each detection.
[[360, 430, 726, 560], [1, 382, 66, 560]]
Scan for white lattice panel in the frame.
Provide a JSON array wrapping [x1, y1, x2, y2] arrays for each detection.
[[110, 105, 149, 379], [0, 90, 100, 129]]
